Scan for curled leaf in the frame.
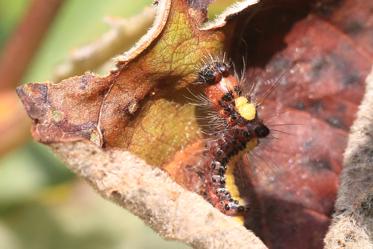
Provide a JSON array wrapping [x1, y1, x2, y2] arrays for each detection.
[[17, 0, 258, 166], [16, 0, 373, 248]]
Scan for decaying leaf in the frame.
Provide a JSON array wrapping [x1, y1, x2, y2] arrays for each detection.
[[164, 0, 372, 247], [17, 0, 265, 247], [17, 0, 259, 166], [225, 0, 372, 248], [16, 0, 373, 248]]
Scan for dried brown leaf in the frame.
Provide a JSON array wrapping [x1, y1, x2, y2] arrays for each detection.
[[17, 0, 259, 166]]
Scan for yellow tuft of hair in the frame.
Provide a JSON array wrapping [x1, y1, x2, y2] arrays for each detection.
[[234, 97, 256, 121], [234, 96, 248, 107]]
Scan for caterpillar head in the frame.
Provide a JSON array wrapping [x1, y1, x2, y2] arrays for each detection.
[[235, 97, 269, 138], [254, 122, 270, 138], [197, 59, 270, 140]]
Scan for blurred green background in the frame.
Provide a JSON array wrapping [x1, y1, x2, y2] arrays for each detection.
[[0, 0, 235, 248], [0, 0, 190, 248]]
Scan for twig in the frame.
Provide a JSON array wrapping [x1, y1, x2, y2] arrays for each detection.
[[0, 0, 65, 90], [324, 66, 373, 248], [52, 141, 268, 249], [53, 7, 155, 81]]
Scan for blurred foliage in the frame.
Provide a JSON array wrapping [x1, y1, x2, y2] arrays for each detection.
[[0, 0, 190, 248], [24, 0, 155, 82], [0, 0, 27, 49], [0, 0, 237, 248]]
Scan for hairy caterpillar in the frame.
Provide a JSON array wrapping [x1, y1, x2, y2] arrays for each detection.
[[196, 57, 270, 216]]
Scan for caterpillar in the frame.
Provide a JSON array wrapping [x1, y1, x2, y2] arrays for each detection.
[[196, 58, 270, 216]]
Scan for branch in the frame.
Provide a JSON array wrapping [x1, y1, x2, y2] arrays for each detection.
[[324, 66, 373, 248], [0, 0, 65, 90], [51, 141, 268, 249], [53, 7, 155, 81]]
